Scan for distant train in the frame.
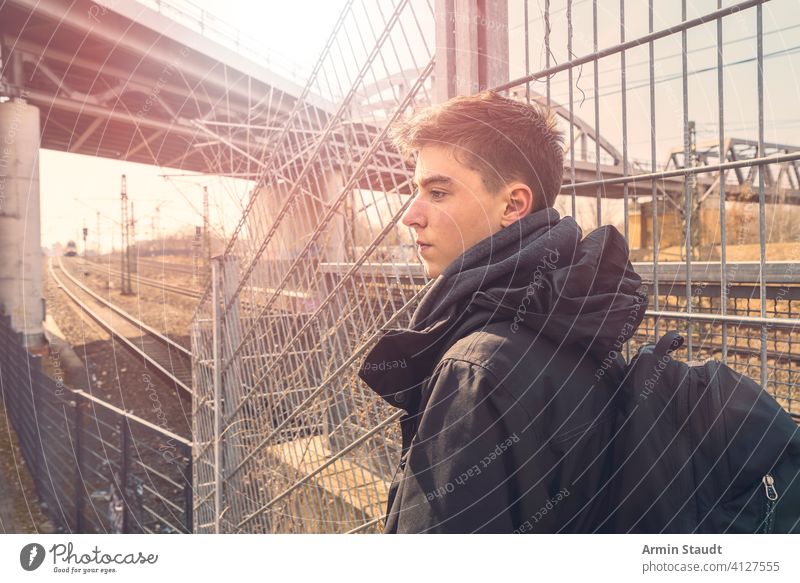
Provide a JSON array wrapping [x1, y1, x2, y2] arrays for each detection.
[[64, 240, 78, 256]]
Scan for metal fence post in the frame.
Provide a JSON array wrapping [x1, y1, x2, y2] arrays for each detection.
[[211, 256, 222, 534], [30, 351, 45, 497], [74, 397, 85, 533], [120, 416, 131, 533], [219, 256, 244, 523], [184, 444, 193, 533]]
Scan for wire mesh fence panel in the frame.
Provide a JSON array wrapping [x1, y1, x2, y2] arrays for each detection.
[[0, 315, 192, 534], [190, 0, 800, 533]]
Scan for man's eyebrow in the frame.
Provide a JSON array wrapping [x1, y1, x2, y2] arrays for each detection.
[[411, 174, 453, 189]]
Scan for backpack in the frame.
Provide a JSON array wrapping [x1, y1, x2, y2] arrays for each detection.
[[607, 330, 800, 533]]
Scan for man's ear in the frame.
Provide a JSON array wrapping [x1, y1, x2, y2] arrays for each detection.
[[500, 183, 535, 227]]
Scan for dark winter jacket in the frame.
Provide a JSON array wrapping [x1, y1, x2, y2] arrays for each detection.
[[358, 207, 649, 533]]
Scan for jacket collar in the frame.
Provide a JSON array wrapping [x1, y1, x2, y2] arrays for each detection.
[[358, 301, 484, 413], [358, 292, 518, 413]]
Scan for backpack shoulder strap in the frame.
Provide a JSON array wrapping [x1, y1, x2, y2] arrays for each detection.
[[653, 330, 684, 361]]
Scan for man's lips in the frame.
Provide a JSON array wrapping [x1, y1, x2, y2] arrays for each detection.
[[415, 240, 432, 251]]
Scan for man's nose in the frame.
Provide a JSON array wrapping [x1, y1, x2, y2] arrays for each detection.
[[401, 192, 427, 229]]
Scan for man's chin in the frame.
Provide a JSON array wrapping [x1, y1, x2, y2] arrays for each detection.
[[422, 262, 441, 279]]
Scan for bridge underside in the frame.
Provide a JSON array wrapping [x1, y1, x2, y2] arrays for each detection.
[[0, 0, 330, 175]]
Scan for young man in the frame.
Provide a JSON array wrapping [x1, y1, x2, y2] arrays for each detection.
[[358, 91, 648, 533]]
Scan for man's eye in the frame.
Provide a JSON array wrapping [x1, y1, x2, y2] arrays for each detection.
[[430, 190, 446, 200]]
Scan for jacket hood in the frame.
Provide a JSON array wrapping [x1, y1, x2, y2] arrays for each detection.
[[359, 207, 648, 412], [410, 207, 649, 361]]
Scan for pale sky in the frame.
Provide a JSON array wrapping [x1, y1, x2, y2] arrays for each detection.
[[38, 0, 799, 252]]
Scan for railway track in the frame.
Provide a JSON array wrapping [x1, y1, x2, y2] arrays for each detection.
[[86, 257, 313, 312], [50, 257, 193, 396], [77, 258, 202, 300], [136, 258, 195, 276]]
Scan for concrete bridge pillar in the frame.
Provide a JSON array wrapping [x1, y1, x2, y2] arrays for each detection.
[[0, 98, 44, 348]]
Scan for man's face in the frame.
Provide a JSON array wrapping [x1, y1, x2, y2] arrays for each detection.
[[401, 145, 507, 278]]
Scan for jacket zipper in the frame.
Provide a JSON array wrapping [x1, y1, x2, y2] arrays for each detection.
[[388, 454, 407, 488], [759, 473, 779, 533]]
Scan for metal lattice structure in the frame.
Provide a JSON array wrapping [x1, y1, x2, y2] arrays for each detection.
[[190, 0, 800, 533]]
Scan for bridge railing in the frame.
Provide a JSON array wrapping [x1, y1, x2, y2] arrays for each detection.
[[137, 0, 309, 84]]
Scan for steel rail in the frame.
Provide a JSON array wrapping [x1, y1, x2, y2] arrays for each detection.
[[49, 258, 193, 396]]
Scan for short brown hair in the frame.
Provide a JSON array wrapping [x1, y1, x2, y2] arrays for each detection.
[[389, 90, 564, 211]]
